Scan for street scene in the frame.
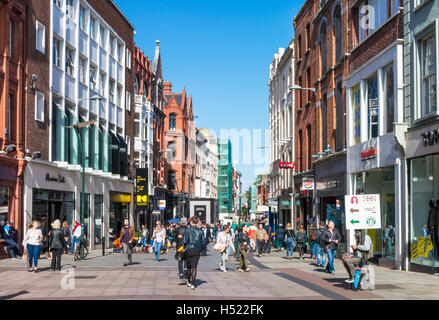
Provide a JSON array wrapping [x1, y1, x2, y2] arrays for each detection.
[[0, 0, 439, 303]]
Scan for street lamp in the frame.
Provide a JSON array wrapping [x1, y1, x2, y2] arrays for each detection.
[[65, 95, 103, 260], [289, 85, 316, 93]]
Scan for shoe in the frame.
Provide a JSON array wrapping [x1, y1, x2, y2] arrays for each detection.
[[34, 268, 40, 273], [330, 271, 336, 275], [191, 285, 195, 290], [186, 281, 191, 288], [123, 263, 128, 267], [27, 268, 33, 272], [4, 248, 7, 255], [238, 269, 244, 273], [245, 269, 250, 272], [179, 273, 185, 279], [223, 269, 228, 273], [258, 255, 262, 258], [345, 278, 354, 284]]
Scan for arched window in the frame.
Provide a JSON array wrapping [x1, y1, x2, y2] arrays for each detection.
[[320, 23, 327, 75], [169, 113, 176, 132], [334, 5, 342, 62]]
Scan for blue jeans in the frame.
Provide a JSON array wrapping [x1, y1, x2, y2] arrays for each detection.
[[154, 241, 162, 261], [286, 238, 294, 257], [326, 248, 337, 272], [27, 244, 41, 268], [70, 237, 79, 254], [5, 239, 18, 258], [309, 241, 317, 258], [317, 245, 327, 266]]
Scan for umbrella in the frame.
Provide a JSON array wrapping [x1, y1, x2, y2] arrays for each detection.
[[168, 218, 180, 224]]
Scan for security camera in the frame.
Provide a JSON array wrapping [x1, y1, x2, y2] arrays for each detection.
[[32, 152, 42, 160], [6, 145, 16, 153]]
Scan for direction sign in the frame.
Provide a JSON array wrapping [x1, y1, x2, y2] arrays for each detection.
[[345, 195, 381, 230]]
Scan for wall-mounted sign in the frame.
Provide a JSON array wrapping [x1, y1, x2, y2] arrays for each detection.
[[279, 162, 296, 169], [111, 194, 132, 203], [361, 148, 377, 161], [302, 178, 314, 190], [345, 195, 381, 230], [45, 173, 66, 183], [136, 168, 149, 207], [421, 129, 439, 146], [159, 200, 166, 210], [316, 181, 338, 190], [281, 200, 291, 207]]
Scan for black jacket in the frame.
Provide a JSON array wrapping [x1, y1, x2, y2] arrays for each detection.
[[175, 225, 187, 248], [321, 228, 342, 250], [285, 229, 296, 241], [238, 231, 250, 244], [183, 226, 206, 251], [49, 229, 66, 250]]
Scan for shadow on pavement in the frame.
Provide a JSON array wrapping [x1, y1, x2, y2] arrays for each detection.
[[0, 291, 29, 300]]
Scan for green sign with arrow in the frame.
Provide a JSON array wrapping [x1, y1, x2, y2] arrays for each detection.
[[350, 219, 360, 225]]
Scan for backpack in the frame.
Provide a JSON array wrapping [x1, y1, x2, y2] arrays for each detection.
[[310, 230, 317, 242], [297, 232, 305, 244], [388, 228, 395, 239]]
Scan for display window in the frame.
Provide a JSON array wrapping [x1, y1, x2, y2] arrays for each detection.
[[319, 196, 347, 254], [410, 155, 439, 267]]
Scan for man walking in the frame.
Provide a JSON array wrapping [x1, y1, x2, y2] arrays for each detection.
[[264, 222, 272, 253], [275, 224, 285, 252], [120, 219, 135, 267], [255, 223, 268, 258], [175, 218, 188, 279], [4, 221, 19, 259]]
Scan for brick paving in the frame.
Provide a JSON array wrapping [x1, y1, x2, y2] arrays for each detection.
[[0, 246, 438, 300]]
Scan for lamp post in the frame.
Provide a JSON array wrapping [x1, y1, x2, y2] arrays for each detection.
[[65, 95, 102, 260]]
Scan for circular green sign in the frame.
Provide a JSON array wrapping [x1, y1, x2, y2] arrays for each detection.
[[366, 216, 376, 227]]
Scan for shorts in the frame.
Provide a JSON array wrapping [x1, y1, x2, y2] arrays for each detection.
[[185, 250, 201, 269]]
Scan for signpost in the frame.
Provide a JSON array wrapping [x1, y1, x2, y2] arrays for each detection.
[[345, 195, 381, 230]]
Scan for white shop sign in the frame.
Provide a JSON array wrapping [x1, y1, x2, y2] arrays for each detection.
[[345, 195, 381, 230]]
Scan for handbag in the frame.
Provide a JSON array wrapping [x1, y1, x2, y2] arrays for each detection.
[[213, 242, 226, 252], [240, 244, 249, 251]]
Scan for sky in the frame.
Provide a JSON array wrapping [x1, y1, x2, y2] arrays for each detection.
[[115, 0, 302, 192]]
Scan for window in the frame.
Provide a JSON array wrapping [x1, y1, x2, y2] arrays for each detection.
[[168, 171, 176, 191], [53, 38, 61, 68], [54, 0, 62, 9], [90, 16, 97, 40], [359, 0, 399, 43], [79, 58, 86, 84], [126, 136, 131, 155], [117, 86, 122, 107], [322, 93, 328, 150], [169, 113, 176, 132], [306, 24, 311, 50], [109, 80, 115, 103], [99, 25, 106, 48], [79, 6, 87, 32], [66, 0, 75, 20], [126, 48, 131, 69], [36, 21, 45, 54], [334, 5, 342, 62], [307, 125, 312, 170], [35, 91, 45, 122], [383, 63, 394, 133], [134, 77, 139, 95], [99, 72, 106, 97], [168, 142, 176, 161], [9, 20, 13, 57], [110, 35, 116, 58], [335, 82, 343, 151], [298, 77, 302, 107], [306, 68, 311, 102], [298, 35, 302, 57], [117, 42, 123, 64], [420, 33, 437, 118], [320, 23, 327, 75], [89, 65, 97, 90], [367, 75, 379, 139], [7, 94, 13, 140], [126, 91, 131, 111], [134, 112, 140, 138], [65, 47, 75, 76], [298, 130, 303, 171]]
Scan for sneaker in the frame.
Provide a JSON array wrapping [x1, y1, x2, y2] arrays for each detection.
[[330, 271, 336, 275], [4, 248, 7, 255], [345, 278, 354, 284], [186, 281, 191, 288], [191, 285, 195, 290]]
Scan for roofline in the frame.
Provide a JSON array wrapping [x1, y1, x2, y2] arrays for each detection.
[[109, 0, 135, 30]]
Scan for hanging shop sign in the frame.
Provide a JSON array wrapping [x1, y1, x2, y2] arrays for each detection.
[[421, 129, 439, 147], [302, 178, 314, 190], [410, 235, 434, 261], [136, 169, 149, 207], [279, 162, 296, 169], [159, 200, 166, 211], [345, 194, 381, 230]]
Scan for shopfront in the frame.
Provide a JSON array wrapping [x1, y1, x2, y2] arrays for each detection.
[[294, 171, 314, 230], [406, 123, 439, 272]]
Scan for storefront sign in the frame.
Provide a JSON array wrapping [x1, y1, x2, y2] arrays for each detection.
[[410, 235, 433, 261], [345, 195, 381, 230], [45, 173, 66, 183], [316, 181, 338, 190], [257, 206, 269, 213], [136, 169, 148, 207], [159, 200, 166, 210], [421, 129, 439, 146], [361, 148, 377, 161], [279, 162, 296, 169], [111, 194, 132, 203], [281, 200, 291, 207], [302, 178, 314, 190], [268, 199, 277, 207]]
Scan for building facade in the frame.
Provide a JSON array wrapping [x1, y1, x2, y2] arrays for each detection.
[[198, 128, 218, 199], [268, 40, 295, 227], [23, 0, 135, 250], [218, 139, 233, 220]]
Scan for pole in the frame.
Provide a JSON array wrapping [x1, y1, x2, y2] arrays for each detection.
[[74, 127, 85, 261]]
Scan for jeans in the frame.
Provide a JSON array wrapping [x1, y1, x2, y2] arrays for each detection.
[[70, 237, 79, 254], [326, 248, 337, 272], [317, 245, 327, 267], [220, 251, 228, 270], [384, 237, 392, 256], [27, 244, 41, 268], [5, 239, 18, 258], [122, 243, 132, 264], [177, 252, 187, 277], [309, 241, 316, 258], [154, 241, 162, 261], [286, 238, 294, 257]]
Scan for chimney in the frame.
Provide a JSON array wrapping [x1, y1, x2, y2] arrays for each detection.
[[164, 82, 172, 95]]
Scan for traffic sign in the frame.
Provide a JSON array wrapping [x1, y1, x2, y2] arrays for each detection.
[[345, 195, 381, 230]]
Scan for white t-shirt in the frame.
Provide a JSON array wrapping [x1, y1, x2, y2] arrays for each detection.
[[154, 229, 166, 243]]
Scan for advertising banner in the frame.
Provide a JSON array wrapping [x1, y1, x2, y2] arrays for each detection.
[[345, 195, 381, 230], [136, 169, 148, 207], [352, 83, 361, 145]]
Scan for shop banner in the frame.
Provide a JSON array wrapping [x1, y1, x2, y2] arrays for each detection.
[[352, 83, 361, 145], [136, 169, 149, 207], [345, 195, 381, 230]]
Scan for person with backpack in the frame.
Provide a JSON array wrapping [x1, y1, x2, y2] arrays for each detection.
[[296, 224, 307, 260], [275, 224, 285, 252], [284, 223, 296, 259], [321, 221, 342, 274], [342, 230, 373, 284], [316, 221, 327, 268], [308, 222, 318, 259], [175, 218, 188, 280], [182, 216, 206, 290]]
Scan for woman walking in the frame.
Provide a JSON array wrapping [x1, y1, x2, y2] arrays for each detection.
[[61, 221, 70, 254], [285, 223, 296, 260], [322, 221, 342, 275], [296, 224, 308, 260], [237, 225, 251, 272], [183, 216, 206, 290], [216, 225, 232, 272], [49, 220, 66, 271], [23, 221, 43, 272], [316, 222, 327, 268], [152, 223, 166, 262]]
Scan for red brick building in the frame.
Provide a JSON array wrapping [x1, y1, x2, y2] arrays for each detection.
[[163, 82, 195, 220], [0, 0, 28, 248]]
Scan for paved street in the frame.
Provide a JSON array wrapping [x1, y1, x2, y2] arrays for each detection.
[[0, 245, 438, 300]]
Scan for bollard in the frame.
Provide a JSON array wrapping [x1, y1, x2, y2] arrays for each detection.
[[102, 237, 105, 256]]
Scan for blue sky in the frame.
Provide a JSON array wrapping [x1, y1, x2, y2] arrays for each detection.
[[115, 0, 302, 192]]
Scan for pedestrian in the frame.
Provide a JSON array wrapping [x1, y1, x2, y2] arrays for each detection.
[[342, 229, 373, 283], [201, 224, 208, 256], [140, 224, 149, 251], [22, 223, 33, 269], [152, 222, 166, 262], [182, 216, 206, 290], [49, 219, 66, 271], [237, 224, 251, 272], [3, 221, 19, 259], [23, 221, 43, 272], [216, 225, 232, 272], [296, 224, 307, 260], [205, 224, 212, 243], [309, 221, 318, 259], [275, 224, 285, 252], [175, 218, 188, 280], [322, 221, 342, 275], [61, 221, 70, 254], [248, 224, 257, 252], [255, 223, 268, 258], [227, 223, 235, 258], [264, 222, 272, 253], [316, 221, 327, 268], [285, 223, 296, 260], [119, 219, 135, 266], [69, 221, 82, 255]]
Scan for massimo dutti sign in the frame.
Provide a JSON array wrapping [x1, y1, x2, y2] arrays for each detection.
[[45, 173, 66, 183]]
